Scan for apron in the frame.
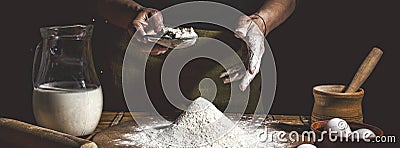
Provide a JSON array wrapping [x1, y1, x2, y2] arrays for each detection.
[[93, 1, 265, 116]]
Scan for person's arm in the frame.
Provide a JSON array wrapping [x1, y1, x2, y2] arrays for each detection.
[[255, 0, 296, 36], [97, 0, 167, 55], [97, 0, 144, 29], [222, 0, 296, 91]]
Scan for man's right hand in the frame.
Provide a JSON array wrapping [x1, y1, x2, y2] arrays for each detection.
[[220, 15, 266, 91]]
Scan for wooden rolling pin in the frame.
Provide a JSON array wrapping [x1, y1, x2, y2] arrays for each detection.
[[0, 118, 97, 148], [345, 47, 383, 93]]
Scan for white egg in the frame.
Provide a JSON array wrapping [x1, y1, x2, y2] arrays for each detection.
[[352, 128, 376, 139], [297, 143, 317, 148], [324, 118, 352, 137]]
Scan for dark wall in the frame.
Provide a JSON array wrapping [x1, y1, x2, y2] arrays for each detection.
[[1, 0, 399, 137], [268, 0, 400, 136]]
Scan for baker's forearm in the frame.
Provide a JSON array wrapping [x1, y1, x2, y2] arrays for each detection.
[[257, 0, 296, 34], [97, 0, 144, 29]]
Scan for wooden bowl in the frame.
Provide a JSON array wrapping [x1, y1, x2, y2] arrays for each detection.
[[311, 120, 384, 148]]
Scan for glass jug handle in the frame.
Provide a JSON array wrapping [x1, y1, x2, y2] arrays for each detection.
[[32, 41, 42, 87]]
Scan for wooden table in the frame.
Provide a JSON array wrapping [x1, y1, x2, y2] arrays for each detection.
[[86, 112, 312, 141]]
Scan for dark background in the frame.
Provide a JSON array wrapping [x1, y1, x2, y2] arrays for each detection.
[[1, 0, 399, 140]]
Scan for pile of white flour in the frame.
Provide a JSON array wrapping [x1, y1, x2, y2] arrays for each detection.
[[157, 97, 258, 147], [111, 97, 292, 147]]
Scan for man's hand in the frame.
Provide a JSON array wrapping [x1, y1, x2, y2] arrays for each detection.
[[219, 0, 296, 91], [128, 8, 168, 55], [220, 15, 266, 91]]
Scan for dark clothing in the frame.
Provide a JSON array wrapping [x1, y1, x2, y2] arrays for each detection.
[[93, 1, 264, 117]]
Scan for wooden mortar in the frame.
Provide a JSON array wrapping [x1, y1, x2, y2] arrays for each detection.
[[312, 47, 383, 124], [311, 85, 364, 123]]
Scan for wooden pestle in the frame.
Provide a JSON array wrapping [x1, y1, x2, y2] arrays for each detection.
[[0, 118, 97, 148], [345, 47, 383, 93]]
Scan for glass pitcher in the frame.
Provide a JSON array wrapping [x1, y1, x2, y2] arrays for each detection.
[[32, 24, 103, 136]]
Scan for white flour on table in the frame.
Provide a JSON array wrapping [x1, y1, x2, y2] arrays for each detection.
[[112, 97, 292, 147]]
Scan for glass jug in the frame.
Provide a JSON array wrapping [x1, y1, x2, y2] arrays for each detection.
[[32, 24, 103, 136]]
